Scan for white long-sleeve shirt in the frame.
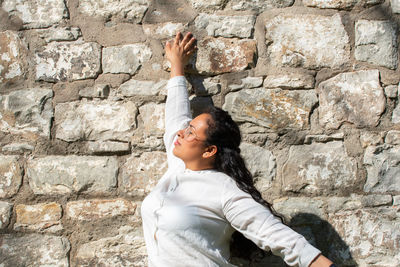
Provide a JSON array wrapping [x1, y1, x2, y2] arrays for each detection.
[[141, 76, 321, 267]]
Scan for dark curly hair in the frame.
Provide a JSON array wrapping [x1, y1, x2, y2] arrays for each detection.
[[203, 106, 284, 258]]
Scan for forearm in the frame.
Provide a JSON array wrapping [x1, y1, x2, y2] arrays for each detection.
[[170, 62, 184, 78], [309, 254, 333, 267]]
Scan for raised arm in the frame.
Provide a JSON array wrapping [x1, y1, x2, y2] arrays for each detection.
[[163, 32, 197, 167]]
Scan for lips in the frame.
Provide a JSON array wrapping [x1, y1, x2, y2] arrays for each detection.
[[174, 139, 181, 146]]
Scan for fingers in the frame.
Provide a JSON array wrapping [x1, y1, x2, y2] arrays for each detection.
[[174, 32, 182, 45], [184, 37, 196, 52], [181, 32, 192, 46]]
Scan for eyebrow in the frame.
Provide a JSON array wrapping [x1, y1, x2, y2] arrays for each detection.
[[189, 124, 197, 130]]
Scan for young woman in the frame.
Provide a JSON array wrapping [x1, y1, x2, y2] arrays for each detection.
[[141, 32, 335, 267]]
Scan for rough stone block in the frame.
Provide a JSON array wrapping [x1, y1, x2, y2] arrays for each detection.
[[79, 84, 110, 99], [86, 141, 130, 154], [0, 88, 53, 138], [2, 143, 34, 153], [195, 14, 256, 38], [318, 70, 385, 129], [227, 0, 294, 11], [75, 226, 147, 266], [0, 155, 22, 198], [0, 234, 70, 266], [189, 76, 221, 96], [35, 41, 101, 81], [0, 201, 13, 229], [78, 0, 149, 23], [187, 0, 225, 10], [121, 152, 168, 196], [265, 14, 350, 69], [240, 142, 276, 191], [263, 72, 315, 89], [196, 37, 257, 75], [27, 156, 118, 195], [326, 194, 393, 213], [36, 26, 81, 42], [2, 0, 67, 28], [14, 202, 62, 233], [55, 100, 137, 142], [384, 85, 398, 98], [0, 31, 27, 86], [143, 22, 187, 38], [102, 44, 152, 74], [304, 133, 344, 144], [385, 130, 400, 145], [66, 199, 136, 221], [303, 0, 384, 9], [392, 0, 400, 13], [223, 88, 318, 130], [119, 79, 167, 96], [355, 20, 398, 69], [273, 197, 326, 221], [360, 131, 384, 148], [364, 145, 400, 193], [138, 103, 165, 136], [329, 208, 399, 266], [227, 76, 263, 92], [282, 141, 357, 194]]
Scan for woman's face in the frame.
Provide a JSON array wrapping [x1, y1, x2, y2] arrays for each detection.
[[172, 113, 212, 163]]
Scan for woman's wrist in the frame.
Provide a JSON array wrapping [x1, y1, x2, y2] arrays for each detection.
[[170, 63, 185, 78]]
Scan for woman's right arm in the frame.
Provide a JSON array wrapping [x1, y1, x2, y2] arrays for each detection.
[[163, 32, 196, 167]]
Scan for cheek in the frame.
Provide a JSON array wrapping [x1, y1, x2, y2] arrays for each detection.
[[173, 142, 203, 159]]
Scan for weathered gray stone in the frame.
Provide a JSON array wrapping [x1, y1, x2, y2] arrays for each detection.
[[326, 194, 393, 213], [36, 41, 101, 81], [392, 0, 400, 13], [360, 131, 384, 148], [263, 72, 315, 89], [394, 195, 400, 206], [86, 141, 130, 154], [55, 100, 137, 142], [37, 26, 82, 42], [190, 76, 221, 96], [119, 79, 167, 96], [75, 225, 147, 266], [304, 133, 344, 144], [78, 0, 149, 23], [0, 155, 22, 198], [14, 202, 63, 233], [393, 95, 400, 124], [195, 14, 256, 38], [265, 14, 350, 69], [318, 70, 385, 129], [102, 44, 152, 75], [121, 152, 168, 196], [138, 103, 165, 136], [0, 234, 70, 266], [0, 31, 27, 85], [355, 20, 398, 69], [0, 88, 53, 138], [282, 141, 357, 194], [66, 199, 136, 221], [27, 156, 118, 195], [0, 201, 12, 229], [224, 88, 318, 130], [364, 145, 400, 193], [240, 142, 276, 191], [329, 208, 399, 266], [187, 0, 225, 10], [227, 76, 263, 92], [196, 37, 257, 75], [2, 0, 67, 28], [273, 197, 326, 221], [79, 84, 110, 99], [2, 143, 34, 152], [143, 22, 187, 38], [303, 0, 384, 9], [385, 130, 400, 145], [227, 0, 294, 11], [385, 85, 398, 98]]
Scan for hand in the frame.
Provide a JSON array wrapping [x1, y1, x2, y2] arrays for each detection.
[[165, 32, 196, 77]]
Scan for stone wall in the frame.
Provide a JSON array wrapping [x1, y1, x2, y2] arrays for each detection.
[[0, 0, 399, 266]]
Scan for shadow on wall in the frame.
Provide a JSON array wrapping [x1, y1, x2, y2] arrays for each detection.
[[230, 213, 356, 267]]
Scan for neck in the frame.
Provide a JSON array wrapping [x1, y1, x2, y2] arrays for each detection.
[[184, 159, 214, 171]]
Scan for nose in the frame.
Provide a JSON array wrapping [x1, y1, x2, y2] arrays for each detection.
[[177, 129, 184, 138]]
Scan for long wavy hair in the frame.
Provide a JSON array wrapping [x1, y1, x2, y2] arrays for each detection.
[[203, 106, 284, 258]]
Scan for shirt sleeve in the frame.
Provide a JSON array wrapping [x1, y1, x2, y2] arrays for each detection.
[[163, 76, 192, 168], [221, 179, 321, 267]]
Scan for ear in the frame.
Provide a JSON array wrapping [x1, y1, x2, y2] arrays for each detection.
[[202, 145, 217, 159]]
